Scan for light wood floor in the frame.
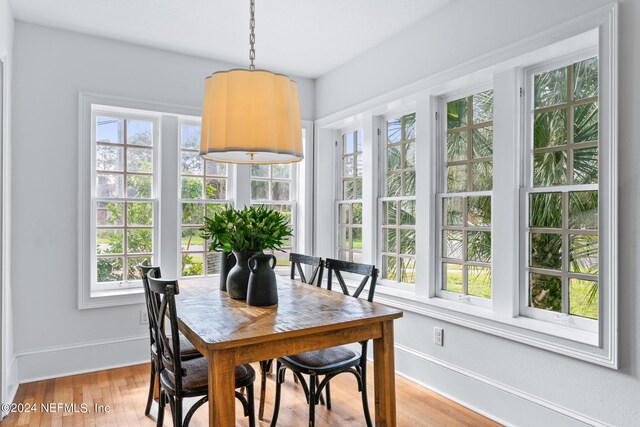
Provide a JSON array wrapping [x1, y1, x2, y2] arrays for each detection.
[[3, 362, 499, 426]]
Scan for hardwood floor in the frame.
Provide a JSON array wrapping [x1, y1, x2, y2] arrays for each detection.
[[2, 363, 499, 426]]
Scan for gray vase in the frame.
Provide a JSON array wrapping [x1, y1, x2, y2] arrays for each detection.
[[219, 252, 236, 292], [247, 254, 278, 306], [227, 251, 257, 300]]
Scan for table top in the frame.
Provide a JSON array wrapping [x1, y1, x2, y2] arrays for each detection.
[[175, 276, 403, 351]]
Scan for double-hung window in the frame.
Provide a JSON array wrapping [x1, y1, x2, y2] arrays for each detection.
[[336, 129, 363, 262], [179, 120, 231, 277], [93, 111, 158, 290], [438, 90, 493, 304], [380, 113, 416, 284]]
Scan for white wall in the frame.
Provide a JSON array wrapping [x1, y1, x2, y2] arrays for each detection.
[[316, 0, 639, 426], [0, 0, 15, 412], [9, 22, 314, 381]]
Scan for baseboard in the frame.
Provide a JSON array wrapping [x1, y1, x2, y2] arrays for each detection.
[[2, 355, 18, 417], [391, 343, 610, 427], [15, 335, 149, 383]]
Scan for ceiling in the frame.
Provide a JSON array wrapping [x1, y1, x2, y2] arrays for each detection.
[[9, 0, 450, 78]]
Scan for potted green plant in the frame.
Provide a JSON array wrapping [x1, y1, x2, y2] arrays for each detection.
[[201, 205, 292, 301]]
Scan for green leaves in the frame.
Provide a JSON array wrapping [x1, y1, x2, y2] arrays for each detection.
[[201, 205, 293, 253]]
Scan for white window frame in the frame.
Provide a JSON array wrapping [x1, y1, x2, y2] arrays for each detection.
[[314, 4, 617, 367]]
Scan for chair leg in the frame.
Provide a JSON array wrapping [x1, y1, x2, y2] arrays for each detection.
[[270, 361, 284, 427], [173, 397, 183, 427], [308, 374, 317, 427], [156, 390, 166, 427], [247, 382, 256, 427], [145, 360, 156, 416], [325, 379, 332, 410], [316, 376, 325, 406], [360, 361, 373, 427], [259, 360, 268, 420]]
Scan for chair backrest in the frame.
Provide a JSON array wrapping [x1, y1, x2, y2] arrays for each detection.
[[324, 258, 379, 302], [138, 263, 161, 347], [289, 253, 324, 286], [146, 270, 184, 392]]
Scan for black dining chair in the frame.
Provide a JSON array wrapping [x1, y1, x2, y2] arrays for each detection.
[[269, 258, 379, 427], [258, 253, 325, 420], [137, 264, 202, 418], [146, 269, 256, 427]]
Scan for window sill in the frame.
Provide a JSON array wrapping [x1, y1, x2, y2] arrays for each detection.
[[358, 283, 613, 367], [79, 286, 145, 310]]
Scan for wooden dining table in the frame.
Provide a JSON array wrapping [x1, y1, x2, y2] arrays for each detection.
[[174, 276, 403, 426]]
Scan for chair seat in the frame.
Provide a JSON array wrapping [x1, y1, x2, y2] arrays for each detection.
[[280, 345, 361, 374], [152, 333, 201, 359], [160, 357, 255, 397]]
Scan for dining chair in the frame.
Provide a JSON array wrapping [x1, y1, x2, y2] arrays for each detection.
[[269, 258, 379, 427], [258, 253, 325, 420], [138, 264, 202, 418], [146, 270, 256, 427]]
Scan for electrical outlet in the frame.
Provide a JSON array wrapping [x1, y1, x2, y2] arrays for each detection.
[[140, 310, 149, 325], [434, 327, 444, 346]]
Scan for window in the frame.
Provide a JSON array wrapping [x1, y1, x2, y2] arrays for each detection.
[[250, 163, 296, 269], [179, 121, 231, 277], [439, 90, 493, 302], [380, 113, 416, 284], [337, 129, 363, 262], [522, 57, 599, 324], [93, 112, 158, 290]]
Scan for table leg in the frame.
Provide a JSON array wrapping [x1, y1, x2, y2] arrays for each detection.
[[208, 349, 236, 426], [373, 320, 397, 426]]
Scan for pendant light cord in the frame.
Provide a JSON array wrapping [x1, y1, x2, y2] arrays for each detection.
[[249, 0, 256, 70]]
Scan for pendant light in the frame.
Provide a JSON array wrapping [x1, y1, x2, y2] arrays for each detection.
[[200, 0, 303, 164]]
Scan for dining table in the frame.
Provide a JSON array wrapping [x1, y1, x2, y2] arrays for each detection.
[[174, 275, 403, 426]]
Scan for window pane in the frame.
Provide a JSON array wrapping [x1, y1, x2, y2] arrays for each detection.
[[404, 142, 416, 168], [384, 201, 397, 225], [569, 235, 598, 274], [404, 170, 416, 196], [126, 147, 153, 173], [467, 266, 491, 298], [467, 231, 491, 262], [251, 164, 270, 178], [343, 132, 355, 153], [251, 180, 269, 200], [573, 147, 598, 185], [127, 256, 151, 281], [534, 66, 567, 108], [127, 120, 153, 146], [97, 202, 124, 226], [472, 90, 493, 124], [181, 177, 203, 199], [182, 253, 204, 277], [530, 233, 562, 270], [383, 256, 397, 281], [569, 191, 598, 230], [97, 174, 124, 198], [533, 151, 567, 186], [569, 279, 598, 319], [272, 182, 290, 201], [343, 180, 354, 199], [344, 155, 355, 177], [401, 258, 415, 283], [206, 203, 226, 218], [126, 175, 152, 198], [443, 197, 463, 226], [338, 227, 349, 248], [400, 200, 416, 225], [355, 178, 363, 199], [472, 127, 493, 158], [97, 229, 123, 254], [127, 229, 152, 253], [387, 146, 401, 170], [182, 227, 205, 251], [272, 164, 291, 179], [205, 178, 226, 200], [447, 97, 467, 129], [96, 116, 123, 144], [181, 124, 200, 149], [534, 109, 568, 148], [573, 57, 598, 100], [530, 273, 562, 312], [352, 203, 362, 224], [356, 130, 363, 152], [467, 196, 491, 227], [339, 204, 350, 225], [443, 230, 463, 259], [530, 192, 562, 228], [356, 154, 363, 177], [447, 164, 467, 192], [181, 151, 203, 175], [471, 161, 492, 191], [96, 145, 124, 171], [206, 161, 227, 177], [387, 119, 401, 143], [404, 114, 416, 140], [574, 102, 598, 143], [443, 263, 463, 293], [97, 257, 123, 282], [400, 229, 415, 255], [447, 132, 467, 161], [387, 173, 401, 197], [127, 202, 153, 226], [384, 229, 396, 252], [352, 228, 362, 251], [182, 203, 205, 225]]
